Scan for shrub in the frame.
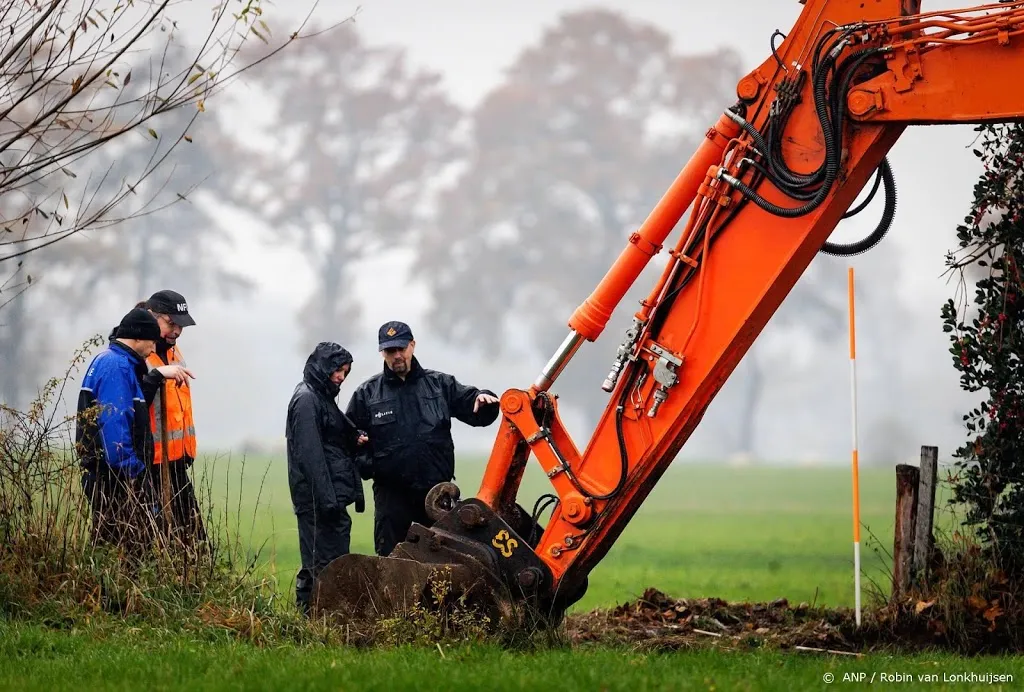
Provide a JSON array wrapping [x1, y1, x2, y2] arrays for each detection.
[[941, 122, 1024, 575]]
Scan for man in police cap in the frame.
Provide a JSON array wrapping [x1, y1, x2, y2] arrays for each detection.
[[142, 289, 203, 544], [346, 321, 500, 556]]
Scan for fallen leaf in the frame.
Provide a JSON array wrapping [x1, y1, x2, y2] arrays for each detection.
[[983, 604, 1003, 623]]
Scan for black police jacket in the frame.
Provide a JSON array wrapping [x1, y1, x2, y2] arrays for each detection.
[[345, 356, 499, 492], [286, 342, 366, 515]]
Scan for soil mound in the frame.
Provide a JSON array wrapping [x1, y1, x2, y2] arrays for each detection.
[[566, 588, 881, 653]]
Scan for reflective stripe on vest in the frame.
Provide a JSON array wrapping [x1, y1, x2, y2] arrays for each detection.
[[148, 345, 197, 464]]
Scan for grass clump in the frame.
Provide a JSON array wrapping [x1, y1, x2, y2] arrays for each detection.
[[878, 518, 1024, 655]]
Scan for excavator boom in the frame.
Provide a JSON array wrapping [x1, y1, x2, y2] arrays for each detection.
[[315, 0, 1024, 625]]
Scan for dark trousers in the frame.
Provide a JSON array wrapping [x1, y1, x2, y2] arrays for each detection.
[[81, 467, 154, 556], [150, 460, 206, 545], [372, 483, 431, 557], [295, 507, 352, 614]]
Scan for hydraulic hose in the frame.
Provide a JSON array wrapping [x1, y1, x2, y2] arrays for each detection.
[[822, 157, 897, 256], [722, 39, 845, 217], [842, 164, 883, 219]]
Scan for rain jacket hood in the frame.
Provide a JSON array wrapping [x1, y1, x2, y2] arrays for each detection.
[[286, 341, 363, 515], [303, 342, 354, 399]]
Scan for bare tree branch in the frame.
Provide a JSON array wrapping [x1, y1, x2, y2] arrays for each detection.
[[0, 0, 353, 265], [0, 0, 353, 405]]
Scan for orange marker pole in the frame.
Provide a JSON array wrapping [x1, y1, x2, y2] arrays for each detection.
[[848, 266, 862, 627]]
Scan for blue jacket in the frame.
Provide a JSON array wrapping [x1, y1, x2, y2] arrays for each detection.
[[76, 341, 156, 478]]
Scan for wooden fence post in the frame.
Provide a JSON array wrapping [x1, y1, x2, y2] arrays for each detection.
[[913, 445, 939, 586], [893, 463, 920, 600]]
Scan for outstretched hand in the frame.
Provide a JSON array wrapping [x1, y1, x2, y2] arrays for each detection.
[[473, 392, 499, 413], [156, 364, 195, 386]]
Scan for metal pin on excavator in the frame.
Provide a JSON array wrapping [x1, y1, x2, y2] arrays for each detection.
[[313, 0, 1024, 626]]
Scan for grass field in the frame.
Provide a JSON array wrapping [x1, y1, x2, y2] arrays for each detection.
[[198, 454, 942, 611], [5, 456, 1023, 691], [2, 623, 1021, 691]]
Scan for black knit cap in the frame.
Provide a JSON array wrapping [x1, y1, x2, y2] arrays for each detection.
[[117, 307, 161, 341]]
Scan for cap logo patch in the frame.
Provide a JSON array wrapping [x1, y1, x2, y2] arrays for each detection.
[[176, 303, 188, 312], [386, 327, 396, 336]]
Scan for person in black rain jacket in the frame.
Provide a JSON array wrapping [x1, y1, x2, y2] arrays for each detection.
[[285, 341, 367, 614], [345, 321, 500, 557]]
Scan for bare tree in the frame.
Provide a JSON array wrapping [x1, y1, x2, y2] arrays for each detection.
[[216, 21, 464, 346], [0, 0, 346, 270]]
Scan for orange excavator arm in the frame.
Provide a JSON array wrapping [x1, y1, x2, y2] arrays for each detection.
[[316, 0, 1024, 624]]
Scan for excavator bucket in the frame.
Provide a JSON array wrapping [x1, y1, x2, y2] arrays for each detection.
[[311, 552, 495, 622], [310, 483, 582, 627]]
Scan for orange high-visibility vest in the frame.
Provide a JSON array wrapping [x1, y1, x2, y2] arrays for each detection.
[[147, 345, 197, 464]]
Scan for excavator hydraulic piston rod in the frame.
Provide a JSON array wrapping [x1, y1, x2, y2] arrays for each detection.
[[533, 330, 584, 392]]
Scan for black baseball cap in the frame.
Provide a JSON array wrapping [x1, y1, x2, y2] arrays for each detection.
[[378, 320, 413, 350], [147, 289, 196, 327]]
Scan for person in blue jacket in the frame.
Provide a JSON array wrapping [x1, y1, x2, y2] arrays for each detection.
[[76, 307, 166, 551]]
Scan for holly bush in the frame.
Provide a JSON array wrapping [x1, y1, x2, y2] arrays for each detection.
[[941, 122, 1024, 574]]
